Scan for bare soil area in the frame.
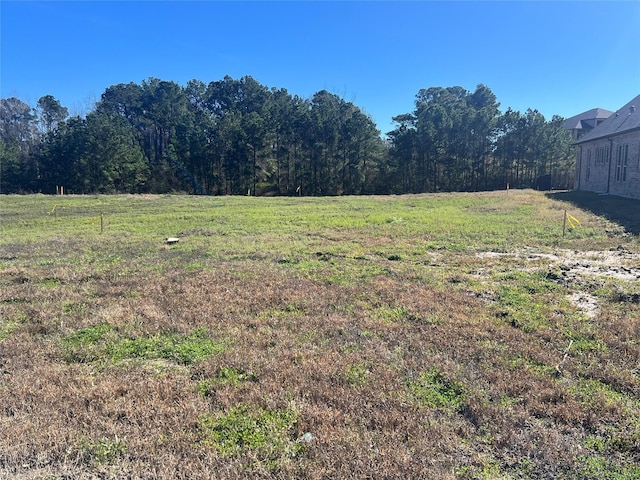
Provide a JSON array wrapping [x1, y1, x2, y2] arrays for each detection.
[[478, 246, 640, 318]]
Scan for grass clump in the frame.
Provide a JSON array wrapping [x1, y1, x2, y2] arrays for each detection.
[[569, 377, 640, 419], [508, 356, 557, 378], [197, 366, 257, 397], [494, 272, 561, 332], [373, 305, 409, 324], [198, 403, 300, 461], [577, 455, 640, 480], [214, 366, 257, 386], [62, 323, 115, 362], [344, 361, 372, 387], [408, 366, 467, 411], [63, 324, 224, 365], [0, 320, 20, 342], [78, 436, 127, 465]]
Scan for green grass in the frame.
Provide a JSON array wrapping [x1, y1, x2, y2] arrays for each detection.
[[1, 190, 639, 479], [577, 455, 640, 480], [78, 436, 128, 466], [407, 366, 467, 411], [63, 324, 225, 365], [373, 305, 410, 324], [569, 378, 640, 415], [198, 403, 300, 460], [197, 367, 258, 396], [1, 190, 625, 269], [0, 320, 19, 342], [344, 361, 372, 387]]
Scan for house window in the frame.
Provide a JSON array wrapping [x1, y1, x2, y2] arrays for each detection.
[[594, 146, 609, 165], [586, 149, 591, 180], [623, 145, 628, 180], [616, 144, 628, 182]]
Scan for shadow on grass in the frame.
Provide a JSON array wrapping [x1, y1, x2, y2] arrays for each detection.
[[547, 190, 640, 235]]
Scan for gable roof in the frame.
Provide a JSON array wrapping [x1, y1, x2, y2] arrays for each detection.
[[562, 108, 613, 130], [574, 94, 640, 144]]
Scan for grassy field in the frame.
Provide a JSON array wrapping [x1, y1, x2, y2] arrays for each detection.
[[0, 190, 639, 479]]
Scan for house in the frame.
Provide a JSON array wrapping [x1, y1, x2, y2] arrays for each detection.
[[562, 108, 613, 141], [574, 94, 640, 200]]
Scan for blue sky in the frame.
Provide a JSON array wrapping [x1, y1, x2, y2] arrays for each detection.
[[2, 1, 639, 136]]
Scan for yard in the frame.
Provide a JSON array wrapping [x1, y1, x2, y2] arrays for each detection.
[[0, 190, 638, 479]]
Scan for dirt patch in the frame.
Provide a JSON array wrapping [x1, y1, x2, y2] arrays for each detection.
[[525, 248, 640, 282], [477, 247, 640, 282], [567, 292, 599, 319], [476, 247, 640, 319]]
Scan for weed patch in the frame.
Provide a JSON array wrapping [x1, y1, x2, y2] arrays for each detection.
[[408, 366, 467, 411], [0, 320, 19, 342], [344, 361, 372, 387], [508, 356, 557, 378], [569, 378, 639, 415], [63, 324, 224, 365], [494, 272, 562, 332], [78, 436, 127, 465], [197, 366, 258, 396], [577, 455, 640, 480], [198, 403, 300, 462], [373, 305, 409, 324]]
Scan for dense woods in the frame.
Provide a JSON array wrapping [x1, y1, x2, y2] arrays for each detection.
[[0, 77, 574, 195]]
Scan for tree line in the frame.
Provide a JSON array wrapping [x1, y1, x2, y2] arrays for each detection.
[[0, 76, 574, 195]]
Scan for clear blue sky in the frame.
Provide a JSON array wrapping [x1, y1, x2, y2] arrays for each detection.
[[2, 1, 639, 136]]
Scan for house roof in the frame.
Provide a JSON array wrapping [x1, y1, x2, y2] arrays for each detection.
[[562, 107, 613, 131], [574, 94, 640, 144]]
